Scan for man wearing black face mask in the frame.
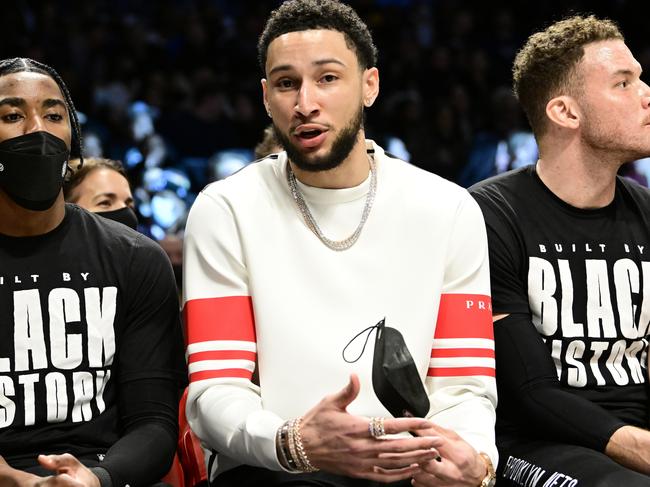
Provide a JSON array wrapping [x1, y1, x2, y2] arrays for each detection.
[[0, 58, 186, 487], [64, 157, 139, 231]]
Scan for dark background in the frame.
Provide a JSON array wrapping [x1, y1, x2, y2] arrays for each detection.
[[4, 0, 650, 236]]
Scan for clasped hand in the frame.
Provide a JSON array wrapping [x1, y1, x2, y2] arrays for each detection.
[[298, 374, 441, 483]]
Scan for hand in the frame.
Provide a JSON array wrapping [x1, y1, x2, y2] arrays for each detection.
[[411, 423, 486, 487], [299, 374, 443, 483], [0, 455, 48, 487], [37, 454, 101, 487], [605, 425, 650, 474]]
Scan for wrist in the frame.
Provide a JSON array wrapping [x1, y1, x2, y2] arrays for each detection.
[[275, 420, 295, 471], [275, 417, 319, 473], [476, 452, 496, 487]]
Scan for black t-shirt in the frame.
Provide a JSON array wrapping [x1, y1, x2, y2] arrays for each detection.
[[471, 166, 650, 438], [0, 204, 186, 470]]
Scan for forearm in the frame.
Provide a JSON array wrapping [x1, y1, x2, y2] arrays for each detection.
[[190, 383, 284, 470], [605, 425, 650, 474], [496, 313, 626, 451], [98, 378, 179, 487], [428, 390, 497, 467], [97, 421, 177, 487], [517, 385, 625, 450]]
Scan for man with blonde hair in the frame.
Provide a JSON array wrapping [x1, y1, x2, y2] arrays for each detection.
[[471, 15, 650, 486]]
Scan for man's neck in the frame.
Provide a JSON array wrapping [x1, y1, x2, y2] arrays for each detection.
[[536, 141, 622, 210], [0, 192, 66, 237], [290, 135, 370, 189]]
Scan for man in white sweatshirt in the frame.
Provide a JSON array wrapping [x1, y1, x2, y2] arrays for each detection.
[[183, 1, 497, 486]]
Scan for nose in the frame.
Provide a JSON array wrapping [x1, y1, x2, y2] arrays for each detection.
[[25, 113, 45, 134], [294, 82, 319, 117], [641, 80, 650, 109]]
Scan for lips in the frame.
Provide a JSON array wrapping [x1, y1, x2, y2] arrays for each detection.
[[293, 124, 329, 150]]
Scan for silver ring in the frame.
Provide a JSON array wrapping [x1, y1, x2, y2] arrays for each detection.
[[369, 417, 386, 438]]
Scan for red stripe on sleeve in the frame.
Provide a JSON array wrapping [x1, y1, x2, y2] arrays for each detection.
[[190, 368, 253, 383], [183, 296, 256, 345], [428, 367, 495, 378], [188, 350, 257, 364], [434, 294, 494, 340], [430, 348, 495, 359]]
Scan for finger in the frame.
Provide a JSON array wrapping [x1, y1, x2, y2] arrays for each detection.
[[412, 468, 441, 486], [412, 476, 438, 487], [418, 456, 454, 480], [382, 417, 436, 435], [378, 448, 440, 462], [369, 436, 444, 455], [364, 463, 421, 483], [414, 421, 458, 440], [374, 449, 439, 469], [38, 454, 64, 472], [329, 374, 361, 410], [36, 474, 84, 487], [38, 453, 80, 475]]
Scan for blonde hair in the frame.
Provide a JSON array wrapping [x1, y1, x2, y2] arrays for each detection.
[[513, 15, 622, 137]]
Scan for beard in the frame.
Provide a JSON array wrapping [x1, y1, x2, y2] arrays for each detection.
[[272, 105, 364, 172], [578, 95, 650, 164], [581, 117, 650, 164]]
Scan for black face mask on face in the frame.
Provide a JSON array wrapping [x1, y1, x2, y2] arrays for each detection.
[[95, 206, 139, 230], [0, 131, 70, 211]]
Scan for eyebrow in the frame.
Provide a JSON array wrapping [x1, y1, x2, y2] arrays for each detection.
[[612, 65, 642, 77], [93, 192, 118, 201], [268, 58, 346, 76], [0, 97, 25, 108], [43, 98, 67, 109], [0, 97, 67, 109]]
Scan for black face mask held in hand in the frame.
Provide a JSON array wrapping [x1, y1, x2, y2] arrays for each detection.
[[343, 318, 430, 418], [95, 206, 139, 230], [0, 131, 70, 211]]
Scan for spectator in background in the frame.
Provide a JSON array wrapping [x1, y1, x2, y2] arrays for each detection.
[[253, 124, 282, 159], [159, 233, 184, 299], [64, 157, 138, 229], [458, 86, 537, 187]]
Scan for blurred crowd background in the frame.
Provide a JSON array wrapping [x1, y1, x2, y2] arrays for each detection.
[[5, 0, 650, 240]]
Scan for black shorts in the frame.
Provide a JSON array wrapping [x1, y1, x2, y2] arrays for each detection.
[[214, 465, 412, 487], [496, 434, 650, 487]]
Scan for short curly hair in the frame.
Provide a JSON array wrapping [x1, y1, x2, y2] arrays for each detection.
[[257, 0, 378, 74], [513, 15, 623, 138]]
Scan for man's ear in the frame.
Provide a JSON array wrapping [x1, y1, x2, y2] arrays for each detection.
[[362, 67, 379, 108], [261, 78, 271, 117], [546, 95, 580, 130]]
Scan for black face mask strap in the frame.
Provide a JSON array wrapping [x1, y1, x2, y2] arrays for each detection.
[[341, 318, 385, 363]]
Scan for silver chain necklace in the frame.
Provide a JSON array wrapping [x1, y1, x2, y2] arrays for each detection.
[[286, 157, 377, 251]]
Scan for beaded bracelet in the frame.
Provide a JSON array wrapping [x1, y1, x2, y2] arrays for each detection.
[[287, 418, 302, 471], [293, 417, 319, 473]]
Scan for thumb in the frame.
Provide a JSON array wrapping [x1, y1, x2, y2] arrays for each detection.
[[330, 373, 361, 410], [38, 453, 75, 473], [38, 454, 60, 471]]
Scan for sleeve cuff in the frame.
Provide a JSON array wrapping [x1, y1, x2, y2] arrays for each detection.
[[89, 466, 113, 487]]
